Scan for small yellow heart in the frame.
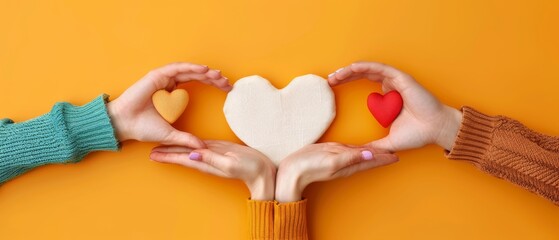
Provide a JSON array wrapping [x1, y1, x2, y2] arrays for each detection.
[[152, 89, 189, 124]]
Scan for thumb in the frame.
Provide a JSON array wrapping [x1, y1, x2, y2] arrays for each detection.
[[368, 137, 396, 152], [163, 130, 206, 149], [193, 149, 235, 174]]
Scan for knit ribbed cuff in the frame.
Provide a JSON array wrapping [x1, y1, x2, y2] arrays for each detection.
[[274, 199, 308, 240], [60, 94, 120, 161], [446, 107, 498, 164], [247, 199, 274, 240]]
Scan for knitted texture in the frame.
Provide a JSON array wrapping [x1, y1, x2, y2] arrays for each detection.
[[0, 95, 119, 184], [274, 199, 308, 240], [447, 107, 559, 204], [247, 200, 274, 240], [248, 199, 308, 240]]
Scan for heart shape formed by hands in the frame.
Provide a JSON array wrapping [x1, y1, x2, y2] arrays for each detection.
[[367, 90, 403, 128], [224, 75, 336, 165], [152, 89, 189, 124]]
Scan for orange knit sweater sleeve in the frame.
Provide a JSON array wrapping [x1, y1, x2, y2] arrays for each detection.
[[447, 107, 559, 204], [247, 199, 308, 240], [247, 200, 274, 240], [274, 199, 308, 240]]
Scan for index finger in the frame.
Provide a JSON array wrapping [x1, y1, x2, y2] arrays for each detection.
[[154, 63, 233, 92], [156, 62, 210, 78], [327, 62, 411, 88], [328, 62, 398, 81], [143, 62, 210, 91], [174, 72, 232, 92]]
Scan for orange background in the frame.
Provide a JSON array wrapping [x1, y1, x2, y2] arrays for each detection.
[[1, 0, 559, 239]]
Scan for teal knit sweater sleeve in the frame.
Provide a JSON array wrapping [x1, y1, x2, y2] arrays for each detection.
[[0, 94, 120, 184]]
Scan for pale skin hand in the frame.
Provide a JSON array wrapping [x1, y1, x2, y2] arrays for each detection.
[[107, 62, 232, 148], [149, 140, 276, 201], [328, 62, 463, 151], [275, 143, 399, 203]]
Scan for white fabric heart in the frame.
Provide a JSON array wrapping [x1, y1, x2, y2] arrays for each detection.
[[223, 74, 336, 165]]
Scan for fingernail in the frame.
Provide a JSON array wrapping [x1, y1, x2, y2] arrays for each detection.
[[361, 150, 374, 160], [189, 152, 201, 161], [335, 67, 344, 73], [328, 72, 335, 78]]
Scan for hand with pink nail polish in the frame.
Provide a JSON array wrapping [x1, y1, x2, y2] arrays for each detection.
[[149, 140, 276, 201], [107, 62, 232, 149], [275, 143, 398, 203]]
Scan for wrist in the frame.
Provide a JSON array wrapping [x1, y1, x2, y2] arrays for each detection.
[[275, 167, 305, 203], [248, 177, 275, 201], [247, 164, 276, 201], [435, 106, 463, 151], [106, 100, 131, 142]]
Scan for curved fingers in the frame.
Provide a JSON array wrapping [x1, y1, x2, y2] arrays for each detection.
[[148, 62, 232, 92], [149, 151, 226, 177], [327, 62, 415, 92], [333, 152, 399, 178]]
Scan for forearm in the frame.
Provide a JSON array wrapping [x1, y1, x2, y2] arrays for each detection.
[[0, 95, 119, 184], [446, 107, 559, 204]]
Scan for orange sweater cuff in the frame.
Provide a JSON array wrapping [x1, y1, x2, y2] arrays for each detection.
[[446, 106, 497, 165], [274, 199, 308, 240], [247, 199, 274, 240]]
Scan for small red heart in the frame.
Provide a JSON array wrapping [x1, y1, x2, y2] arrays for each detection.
[[367, 90, 403, 128]]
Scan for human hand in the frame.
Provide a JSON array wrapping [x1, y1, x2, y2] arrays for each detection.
[[149, 140, 276, 200], [107, 62, 232, 148], [275, 143, 398, 203], [328, 62, 462, 151]]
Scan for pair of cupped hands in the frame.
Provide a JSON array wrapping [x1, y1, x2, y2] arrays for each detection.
[[107, 62, 462, 202]]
